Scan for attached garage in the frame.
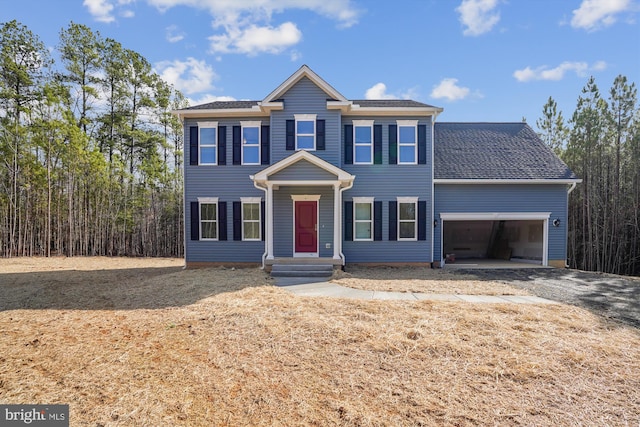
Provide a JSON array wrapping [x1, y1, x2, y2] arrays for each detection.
[[439, 213, 550, 266]]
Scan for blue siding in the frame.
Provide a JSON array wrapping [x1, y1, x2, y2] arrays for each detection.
[[270, 77, 341, 165], [433, 184, 569, 262], [270, 159, 337, 181], [272, 186, 335, 258]]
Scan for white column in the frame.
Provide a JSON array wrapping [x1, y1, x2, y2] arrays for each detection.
[[333, 182, 341, 260], [267, 183, 274, 260]]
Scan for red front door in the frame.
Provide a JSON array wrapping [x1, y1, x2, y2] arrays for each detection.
[[295, 201, 317, 253]]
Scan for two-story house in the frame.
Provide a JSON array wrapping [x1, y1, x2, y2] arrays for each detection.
[[175, 65, 580, 269]]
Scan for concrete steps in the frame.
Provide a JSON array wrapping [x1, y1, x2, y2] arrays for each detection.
[[270, 263, 334, 278]]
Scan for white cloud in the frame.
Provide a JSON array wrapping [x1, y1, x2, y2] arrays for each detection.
[[456, 0, 501, 36], [166, 25, 185, 43], [365, 83, 398, 100], [513, 61, 607, 82], [154, 57, 217, 95], [120, 9, 135, 18], [571, 0, 632, 31], [210, 22, 302, 55], [430, 78, 470, 101], [83, 0, 115, 23]]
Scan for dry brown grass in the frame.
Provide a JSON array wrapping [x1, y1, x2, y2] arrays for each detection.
[[1, 257, 639, 426], [333, 265, 531, 295]]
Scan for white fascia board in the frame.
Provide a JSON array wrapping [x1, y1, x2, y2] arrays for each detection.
[[434, 179, 582, 184], [440, 212, 551, 221], [326, 100, 353, 111], [342, 106, 444, 117], [252, 150, 355, 183], [171, 106, 267, 119]]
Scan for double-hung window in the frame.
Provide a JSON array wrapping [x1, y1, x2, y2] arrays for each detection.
[[295, 114, 316, 150], [241, 197, 261, 241], [397, 120, 418, 164], [199, 197, 218, 240], [353, 197, 374, 241], [353, 120, 373, 164], [397, 197, 417, 240], [199, 122, 217, 165], [241, 121, 260, 165]]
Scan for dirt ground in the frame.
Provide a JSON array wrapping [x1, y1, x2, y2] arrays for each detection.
[[1, 257, 639, 426]]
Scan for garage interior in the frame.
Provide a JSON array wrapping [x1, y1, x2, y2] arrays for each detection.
[[442, 220, 544, 266]]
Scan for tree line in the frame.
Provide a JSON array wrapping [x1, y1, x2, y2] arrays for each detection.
[[0, 20, 187, 258], [537, 75, 639, 276]]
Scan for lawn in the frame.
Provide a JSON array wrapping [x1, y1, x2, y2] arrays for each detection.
[[1, 258, 638, 426]]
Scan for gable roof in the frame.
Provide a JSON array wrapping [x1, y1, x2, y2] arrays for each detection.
[[263, 64, 347, 103], [434, 122, 579, 181], [251, 150, 354, 184]]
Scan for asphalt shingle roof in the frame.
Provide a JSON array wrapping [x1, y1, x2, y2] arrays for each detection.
[[434, 122, 578, 180], [351, 99, 438, 108], [182, 100, 260, 110]]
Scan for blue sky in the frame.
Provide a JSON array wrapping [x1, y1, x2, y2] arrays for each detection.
[[3, 0, 639, 129]]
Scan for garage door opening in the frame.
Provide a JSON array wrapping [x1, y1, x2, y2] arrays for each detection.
[[440, 214, 550, 267]]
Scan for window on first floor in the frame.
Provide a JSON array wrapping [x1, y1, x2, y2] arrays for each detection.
[[199, 198, 218, 240], [241, 197, 261, 241], [397, 197, 417, 240], [353, 197, 374, 241]]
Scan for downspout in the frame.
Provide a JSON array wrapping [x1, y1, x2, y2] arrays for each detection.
[[252, 177, 268, 269], [338, 179, 354, 265], [565, 181, 577, 268]]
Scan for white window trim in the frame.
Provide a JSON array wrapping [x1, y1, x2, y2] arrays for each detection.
[[295, 114, 316, 151], [240, 120, 261, 165], [397, 120, 418, 165], [197, 197, 219, 241], [198, 121, 218, 166], [353, 197, 374, 241], [240, 197, 262, 241], [353, 120, 374, 165], [397, 196, 418, 241]]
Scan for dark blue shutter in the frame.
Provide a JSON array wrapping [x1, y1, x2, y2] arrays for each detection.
[[232, 126, 241, 165], [389, 125, 397, 165], [261, 125, 270, 165], [286, 120, 295, 150], [316, 119, 325, 150], [374, 201, 382, 241], [218, 202, 227, 241], [344, 201, 353, 241], [189, 126, 198, 165], [373, 124, 382, 165], [218, 126, 226, 165], [389, 201, 397, 241], [418, 124, 427, 165], [190, 201, 199, 240], [233, 201, 242, 241], [344, 124, 353, 165], [418, 201, 427, 241], [261, 201, 265, 241]]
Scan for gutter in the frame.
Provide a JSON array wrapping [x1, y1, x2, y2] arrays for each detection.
[[338, 179, 354, 265]]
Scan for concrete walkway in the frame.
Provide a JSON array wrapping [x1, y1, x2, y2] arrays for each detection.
[[274, 277, 558, 304]]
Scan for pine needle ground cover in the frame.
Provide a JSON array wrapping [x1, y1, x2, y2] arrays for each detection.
[[1, 258, 638, 426]]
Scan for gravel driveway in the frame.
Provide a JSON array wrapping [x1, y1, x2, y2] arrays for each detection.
[[460, 268, 640, 328]]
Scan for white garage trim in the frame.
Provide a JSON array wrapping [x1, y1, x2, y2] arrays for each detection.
[[439, 212, 551, 266]]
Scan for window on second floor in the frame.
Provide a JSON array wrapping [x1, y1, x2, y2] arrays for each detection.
[[199, 122, 217, 165], [353, 120, 374, 164], [241, 121, 260, 165], [295, 114, 316, 150], [397, 120, 418, 164]]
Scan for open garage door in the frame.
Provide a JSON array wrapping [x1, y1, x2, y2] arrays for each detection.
[[439, 213, 550, 266]]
